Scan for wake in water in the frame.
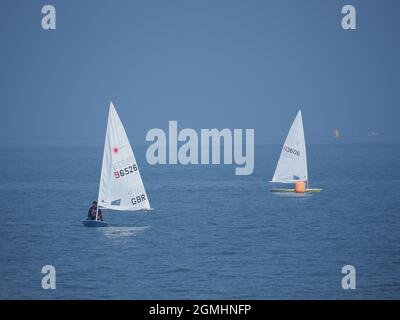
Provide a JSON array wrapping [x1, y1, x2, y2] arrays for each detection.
[[98, 226, 151, 239], [271, 192, 314, 198]]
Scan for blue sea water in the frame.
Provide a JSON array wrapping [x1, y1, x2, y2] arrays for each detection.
[[0, 141, 399, 299]]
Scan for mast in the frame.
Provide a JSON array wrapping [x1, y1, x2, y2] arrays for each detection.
[[95, 103, 112, 221]]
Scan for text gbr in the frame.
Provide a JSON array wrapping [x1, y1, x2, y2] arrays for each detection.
[[146, 121, 254, 175]]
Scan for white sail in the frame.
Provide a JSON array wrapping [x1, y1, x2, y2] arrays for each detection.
[[97, 102, 151, 211], [271, 110, 308, 183]]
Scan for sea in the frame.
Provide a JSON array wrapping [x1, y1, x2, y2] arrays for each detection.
[[0, 140, 399, 299]]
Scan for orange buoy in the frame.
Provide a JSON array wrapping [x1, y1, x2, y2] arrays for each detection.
[[294, 181, 306, 193]]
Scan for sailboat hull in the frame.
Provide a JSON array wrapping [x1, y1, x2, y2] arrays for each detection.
[[271, 188, 322, 193], [82, 220, 109, 227]]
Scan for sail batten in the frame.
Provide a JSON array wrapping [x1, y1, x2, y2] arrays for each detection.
[[271, 110, 308, 184], [97, 102, 151, 212]]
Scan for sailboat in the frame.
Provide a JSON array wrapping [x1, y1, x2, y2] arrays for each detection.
[[270, 110, 321, 193], [82, 102, 152, 227]]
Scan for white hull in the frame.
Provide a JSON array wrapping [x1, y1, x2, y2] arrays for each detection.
[[270, 188, 322, 193]]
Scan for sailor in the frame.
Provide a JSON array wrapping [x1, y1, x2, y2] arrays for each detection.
[[87, 201, 103, 221]]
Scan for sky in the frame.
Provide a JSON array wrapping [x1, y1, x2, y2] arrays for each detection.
[[0, 0, 399, 145]]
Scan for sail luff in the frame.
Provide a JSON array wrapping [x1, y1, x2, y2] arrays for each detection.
[[96, 103, 112, 209]]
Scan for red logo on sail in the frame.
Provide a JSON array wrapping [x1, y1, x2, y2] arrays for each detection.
[[113, 147, 119, 154]]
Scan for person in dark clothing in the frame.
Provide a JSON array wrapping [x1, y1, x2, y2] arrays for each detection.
[[87, 201, 103, 221]]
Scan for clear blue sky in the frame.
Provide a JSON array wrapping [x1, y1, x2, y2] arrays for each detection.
[[1, 0, 399, 145]]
